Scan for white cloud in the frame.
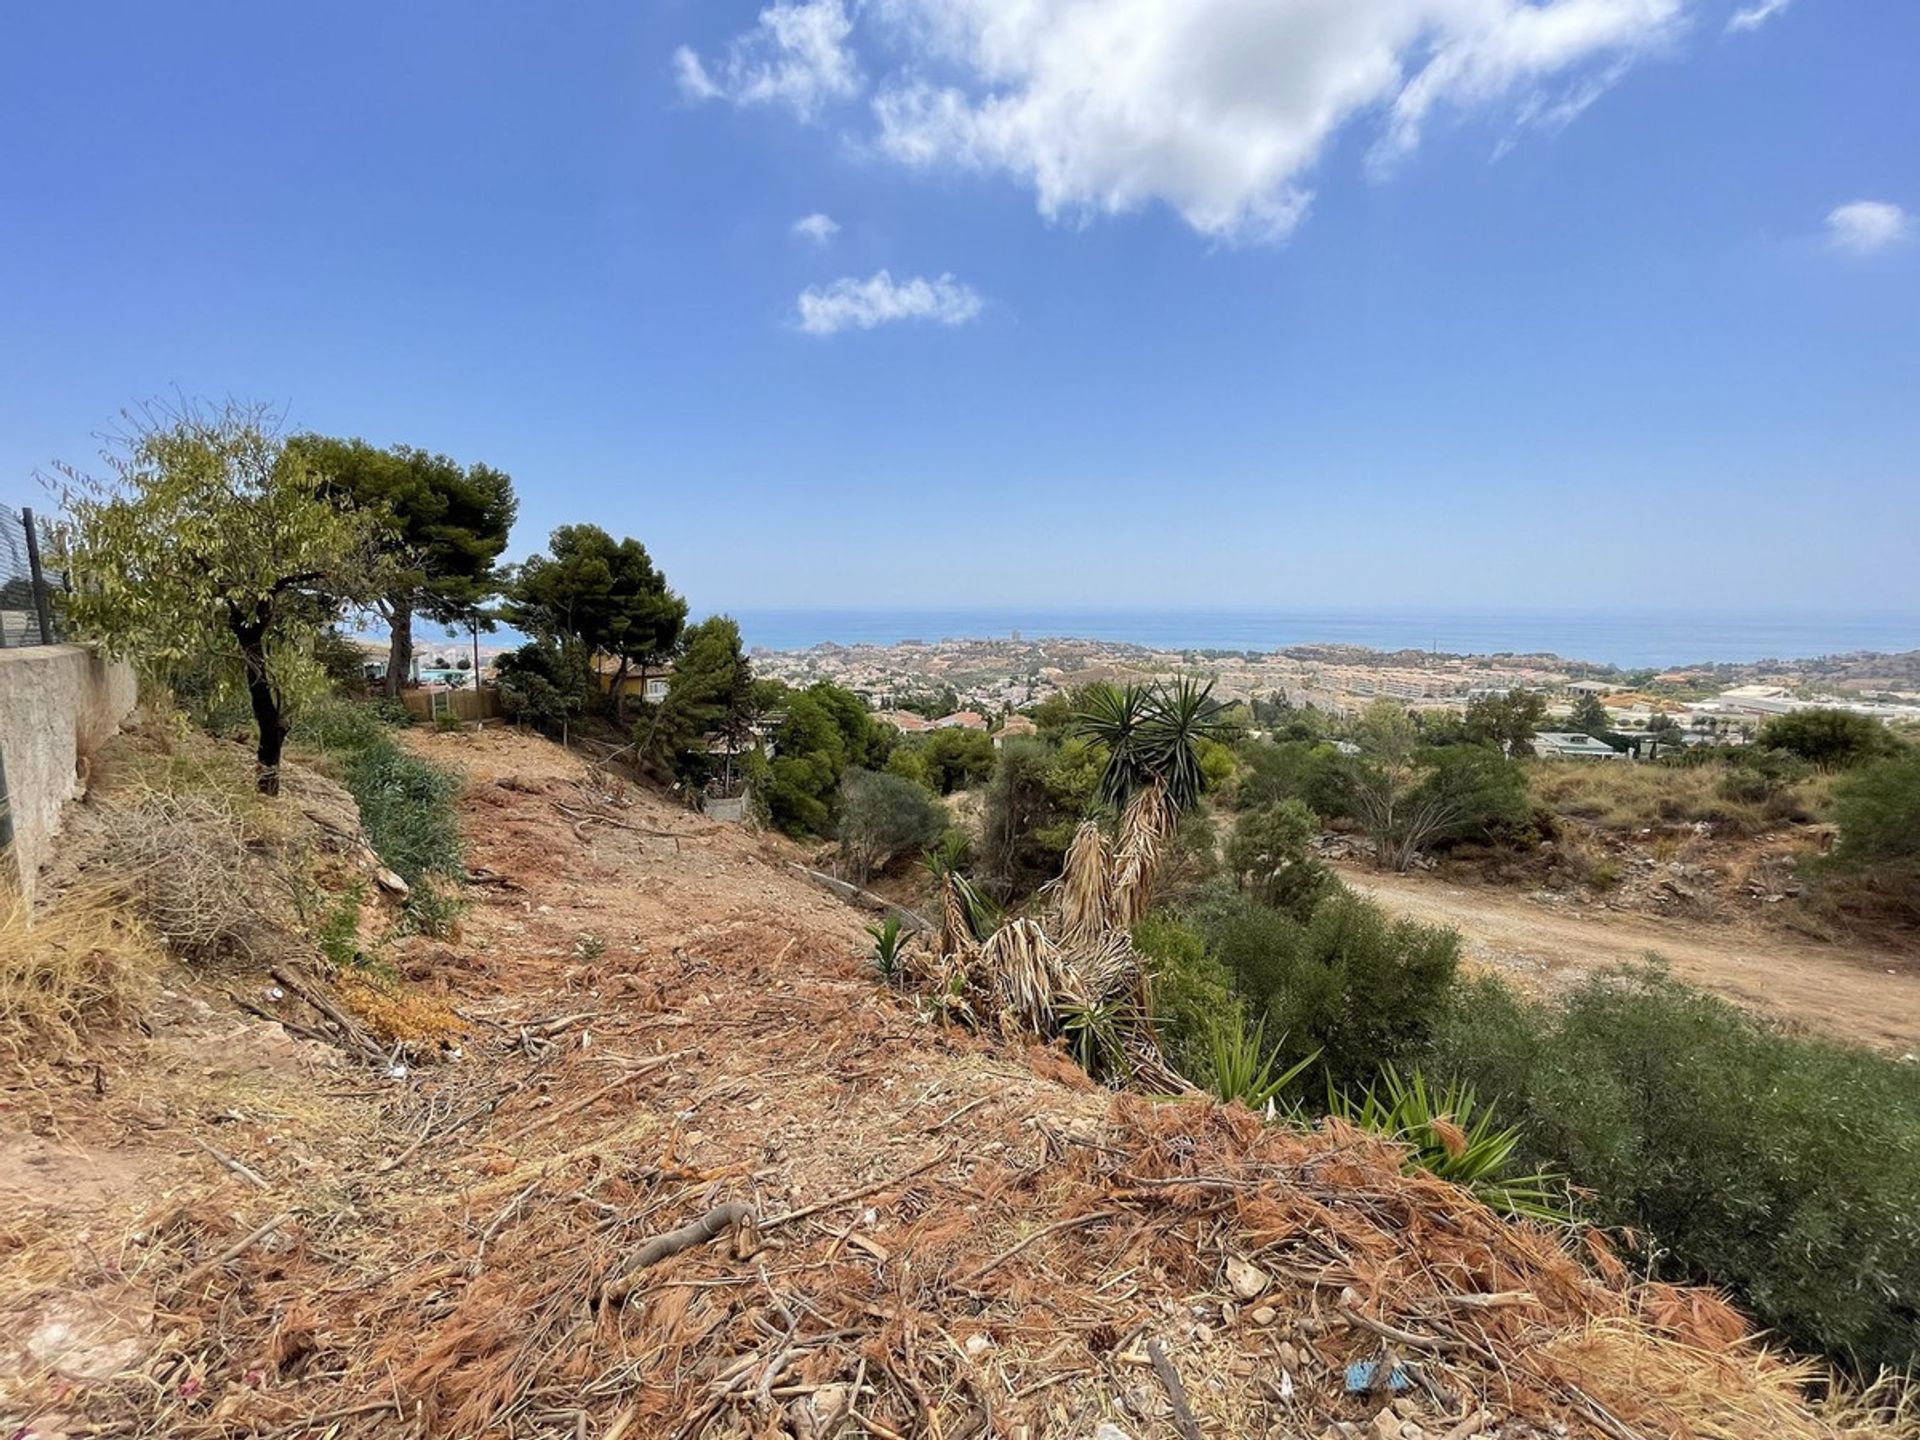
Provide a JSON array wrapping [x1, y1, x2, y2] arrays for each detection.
[[795, 270, 984, 335], [1825, 200, 1911, 256], [686, 0, 1696, 244], [1726, 0, 1792, 33], [792, 212, 842, 245], [674, 0, 859, 118]]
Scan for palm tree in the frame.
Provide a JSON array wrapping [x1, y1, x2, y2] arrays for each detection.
[[926, 677, 1229, 1088], [1068, 677, 1228, 929]]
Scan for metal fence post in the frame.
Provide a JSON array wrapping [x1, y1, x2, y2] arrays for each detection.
[[20, 506, 55, 645]]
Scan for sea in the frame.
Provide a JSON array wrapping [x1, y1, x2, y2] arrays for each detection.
[[718, 608, 1920, 671]]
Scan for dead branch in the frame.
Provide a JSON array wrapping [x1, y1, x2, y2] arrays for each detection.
[[597, 1201, 757, 1306], [1146, 1339, 1202, 1440]]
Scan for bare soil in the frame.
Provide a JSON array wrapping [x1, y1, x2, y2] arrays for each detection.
[[1345, 865, 1920, 1053]]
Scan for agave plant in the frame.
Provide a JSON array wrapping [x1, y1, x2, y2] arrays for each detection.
[[1059, 994, 1137, 1080], [866, 914, 909, 983], [1202, 1016, 1320, 1116], [1330, 1067, 1572, 1222]]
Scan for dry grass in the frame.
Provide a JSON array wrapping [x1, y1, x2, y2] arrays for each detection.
[[0, 885, 158, 1057], [1526, 759, 1834, 837]]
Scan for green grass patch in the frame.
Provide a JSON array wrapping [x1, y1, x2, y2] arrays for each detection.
[[294, 698, 464, 890]]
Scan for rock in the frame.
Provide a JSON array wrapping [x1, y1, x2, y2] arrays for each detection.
[[1371, 1407, 1403, 1440], [1252, 1306, 1278, 1327], [791, 1384, 849, 1439], [1093, 1424, 1136, 1440], [963, 1332, 994, 1358], [1275, 1339, 1299, 1367], [1225, 1255, 1270, 1300]]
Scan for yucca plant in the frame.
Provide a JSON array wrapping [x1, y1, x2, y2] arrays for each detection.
[[1202, 1016, 1319, 1116], [1059, 994, 1135, 1081], [1330, 1067, 1572, 1222], [866, 915, 909, 983]]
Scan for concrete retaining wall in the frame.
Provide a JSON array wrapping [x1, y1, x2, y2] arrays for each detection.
[[0, 645, 137, 905]]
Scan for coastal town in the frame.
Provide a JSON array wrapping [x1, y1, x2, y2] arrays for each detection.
[[750, 632, 1920, 742]]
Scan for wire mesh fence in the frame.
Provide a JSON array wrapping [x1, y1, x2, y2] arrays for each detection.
[[0, 503, 68, 647]]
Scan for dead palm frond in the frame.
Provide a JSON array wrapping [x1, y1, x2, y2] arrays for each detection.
[[977, 917, 1068, 1035], [1061, 929, 1141, 1008], [1107, 778, 1175, 929], [936, 868, 996, 960], [1049, 820, 1111, 941]]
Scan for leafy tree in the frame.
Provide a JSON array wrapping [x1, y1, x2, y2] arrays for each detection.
[[1569, 691, 1612, 737], [979, 735, 1104, 899], [1226, 799, 1334, 920], [838, 768, 947, 882], [495, 638, 592, 738], [1464, 688, 1548, 759], [917, 727, 996, 794], [1758, 708, 1897, 772], [288, 435, 515, 696], [1235, 739, 1350, 817], [638, 616, 756, 786], [65, 401, 386, 794], [511, 524, 686, 719], [755, 680, 886, 835], [1348, 703, 1527, 871]]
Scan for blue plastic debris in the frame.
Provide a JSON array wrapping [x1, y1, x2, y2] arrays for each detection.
[[1344, 1360, 1411, 1393]]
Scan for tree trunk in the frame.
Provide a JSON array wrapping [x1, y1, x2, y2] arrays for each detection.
[[236, 623, 286, 797], [606, 657, 630, 721], [385, 598, 413, 699]]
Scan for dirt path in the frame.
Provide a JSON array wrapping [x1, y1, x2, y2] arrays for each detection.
[[1346, 866, 1920, 1052]]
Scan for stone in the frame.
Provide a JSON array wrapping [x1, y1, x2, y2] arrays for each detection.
[[1251, 1306, 1278, 1326], [1225, 1255, 1271, 1300]]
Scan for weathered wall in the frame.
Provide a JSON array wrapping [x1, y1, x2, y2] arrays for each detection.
[[0, 645, 137, 905]]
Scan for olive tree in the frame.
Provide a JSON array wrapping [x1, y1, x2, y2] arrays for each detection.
[[64, 401, 387, 794]]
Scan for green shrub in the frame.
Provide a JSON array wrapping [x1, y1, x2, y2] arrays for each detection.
[[1186, 887, 1459, 1090], [295, 698, 464, 886], [1758, 708, 1898, 772], [1225, 798, 1334, 920], [314, 882, 368, 968], [838, 768, 947, 882], [1234, 739, 1350, 817], [1132, 910, 1241, 1078], [1829, 749, 1920, 871], [1424, 970, 1920, 1373]]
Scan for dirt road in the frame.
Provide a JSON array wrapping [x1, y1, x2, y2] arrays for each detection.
[[1347, 867, 1920, 1052]]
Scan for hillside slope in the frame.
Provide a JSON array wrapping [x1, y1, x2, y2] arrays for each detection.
[[2, 725, 1904, 1440]]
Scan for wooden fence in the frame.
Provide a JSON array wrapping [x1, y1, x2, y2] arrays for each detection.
[[401, 685, 504, 723]]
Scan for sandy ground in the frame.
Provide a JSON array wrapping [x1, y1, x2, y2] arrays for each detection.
[[1345, 866, 1920, 1053]]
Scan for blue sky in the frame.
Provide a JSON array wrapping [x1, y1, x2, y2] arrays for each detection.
[[2, 0, 1915, 616]]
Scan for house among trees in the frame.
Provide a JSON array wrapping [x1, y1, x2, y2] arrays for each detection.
[[1531, 730, 1625, 760], [594, 655, 671, 705], [993, 713, 1038, 747]]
